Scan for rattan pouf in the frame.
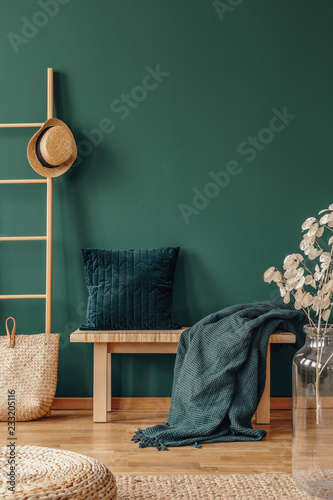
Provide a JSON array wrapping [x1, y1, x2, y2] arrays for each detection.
[[0, 445, 117, 499]]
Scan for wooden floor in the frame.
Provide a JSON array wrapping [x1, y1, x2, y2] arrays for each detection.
[[0, 410, 293, 475]]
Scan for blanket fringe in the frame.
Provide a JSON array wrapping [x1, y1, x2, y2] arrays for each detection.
[[131, 429, 202, 450], [132, 429, 169, 451]]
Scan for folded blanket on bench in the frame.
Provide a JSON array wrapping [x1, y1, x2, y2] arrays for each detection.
[[132, 300, 307, 450]]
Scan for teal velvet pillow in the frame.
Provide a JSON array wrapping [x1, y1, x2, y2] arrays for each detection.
[[80, 247, 181, 330]]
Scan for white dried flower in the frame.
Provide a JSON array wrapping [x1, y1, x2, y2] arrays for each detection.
[[312, 298, 320, 314], [303, 246, 314, 257], [272, 270, 282, 283], [283, 254, 296, 270], [321, 262, 330, 272], [304, 233, 316, 244], [302, 217, 317, 231], [304, 275, 313, 285], [302, 292, 314, 307], [296, 276, 305, 289], [322, 281, 333, 294], [320, 212, 333, 226], [300, 239, 312, 252], [321, 296, 331, 310], [300, 234, 317, 255], [299, 240, 307, 251], [314, 270, 325, 282], [320, 252, 331, 263], [308, 222, 319, 236], [263, 267, 276, 283], [312, 295, 331, 314], [319, 204, 333, 214], [284, 267, 303, 280], [322, 309, 331, 322], [320, 214, 330, 225], [309, 248, 322, 260], [264, 205, 333, 328], [303, 247, 312, 257], [283, 253, 304, 270], [285, 279, 296, 292], [285, 275, 305, 291], [295, 289, 304, 301], [320, 253, 331, 272]]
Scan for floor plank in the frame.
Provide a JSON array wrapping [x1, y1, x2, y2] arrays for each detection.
[[0, 410, 292, 475]]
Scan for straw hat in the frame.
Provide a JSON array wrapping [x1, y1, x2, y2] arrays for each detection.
[[27, 118, 77, 178]]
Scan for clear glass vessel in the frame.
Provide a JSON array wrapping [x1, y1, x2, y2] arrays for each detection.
[[292, 325, 333, 497]]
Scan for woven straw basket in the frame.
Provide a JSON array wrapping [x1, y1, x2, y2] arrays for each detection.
[[0, 318, 59, 422]]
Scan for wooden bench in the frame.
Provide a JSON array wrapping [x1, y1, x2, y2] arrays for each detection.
[[70, 329, 295, 423]]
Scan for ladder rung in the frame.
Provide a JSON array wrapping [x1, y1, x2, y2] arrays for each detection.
[[0, 294, 47, 299], [0, 123, 43, 128], [0, 179, 47, 184], [0, 236, 47, 241]]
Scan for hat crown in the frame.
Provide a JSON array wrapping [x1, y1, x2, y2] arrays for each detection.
[[39, 126, 73, 166], [27, 117, 77, 178]]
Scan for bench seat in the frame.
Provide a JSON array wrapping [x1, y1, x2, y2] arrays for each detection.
[[70, 329, 295, 423]]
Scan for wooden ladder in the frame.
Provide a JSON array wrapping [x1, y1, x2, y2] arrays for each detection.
[[0, 68, 54, 335]]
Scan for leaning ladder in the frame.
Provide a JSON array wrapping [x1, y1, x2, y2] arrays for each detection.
[[0, 68, 54, 334]]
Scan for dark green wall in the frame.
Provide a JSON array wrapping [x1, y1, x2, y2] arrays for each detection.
[[0, 0, 332, 398]]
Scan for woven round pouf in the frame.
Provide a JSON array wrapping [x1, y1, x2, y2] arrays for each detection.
[[0, 445, 117, 499]]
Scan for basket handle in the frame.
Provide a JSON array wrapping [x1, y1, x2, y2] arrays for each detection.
[[6, 317, 17, 348]]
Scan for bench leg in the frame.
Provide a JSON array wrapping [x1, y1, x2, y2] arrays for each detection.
[[256, 342, 271, 424], [107, 353, 111, 412], [93, 343, 108, 422]]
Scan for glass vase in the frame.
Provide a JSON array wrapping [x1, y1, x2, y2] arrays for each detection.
[[292, 325, 333, 497]]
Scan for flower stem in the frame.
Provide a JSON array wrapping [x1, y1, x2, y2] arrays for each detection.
[[319, 348, 333, 377], [316, 244, 333, 402], [316, 315, 322, 425]]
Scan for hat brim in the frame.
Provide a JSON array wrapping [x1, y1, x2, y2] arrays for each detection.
[[27, 118, 77, 178]]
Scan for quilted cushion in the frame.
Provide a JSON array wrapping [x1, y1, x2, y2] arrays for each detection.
[[80, 247, 181, 330]]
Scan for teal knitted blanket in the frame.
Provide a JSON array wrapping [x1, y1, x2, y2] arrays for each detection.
[[132, 301, 307, 450]]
